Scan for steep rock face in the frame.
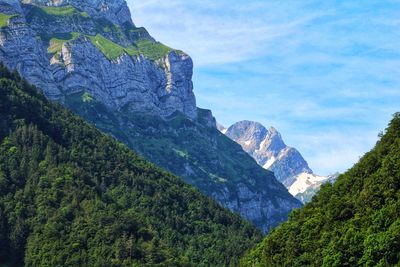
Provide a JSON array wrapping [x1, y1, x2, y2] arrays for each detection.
[[225, 121, 311, 186], [0, 0, 301, 232], [0, 2, 61, 97], [224, 120, 335, 203], [291, 173, 339, 203], [0, 0, 197, 119], [211, 183, 299, 230]]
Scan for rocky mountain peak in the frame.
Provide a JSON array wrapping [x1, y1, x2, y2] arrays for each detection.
[[225, 120, 268, 152], [223, 120, 337, 203], [267, 126, 280, 139], [261, 127, 286, 155]]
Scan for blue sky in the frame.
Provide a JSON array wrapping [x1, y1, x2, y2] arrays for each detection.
[[128, 0, 400, 175]]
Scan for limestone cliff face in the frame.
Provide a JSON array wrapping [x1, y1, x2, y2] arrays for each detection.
[[0, 0, 197, 119], [212, 183, 298, 231], [0, 0, 301, 232], [0, 1, 61, 97]]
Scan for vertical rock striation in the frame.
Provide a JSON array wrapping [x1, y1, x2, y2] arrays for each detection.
[[0, 0, 197, 119]]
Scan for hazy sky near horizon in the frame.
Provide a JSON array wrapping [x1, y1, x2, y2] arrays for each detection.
[[128, 0, 400, 175]]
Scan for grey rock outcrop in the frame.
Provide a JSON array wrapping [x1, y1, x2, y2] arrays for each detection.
[[225, 121, 312, 186], [0, 0, 197, 119], [224, 120, 337, 203], [0, 0, 302, 232], [212, 183, 299, 230]]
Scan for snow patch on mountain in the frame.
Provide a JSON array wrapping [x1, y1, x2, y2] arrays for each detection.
[[217, 123, 227, 134], [263, 156, 276, 169], [222, 120, 338, 203], [289, 172, 328, 195]]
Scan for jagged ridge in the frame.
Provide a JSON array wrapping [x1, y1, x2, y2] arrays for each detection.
[[223, 120, 336, 203]]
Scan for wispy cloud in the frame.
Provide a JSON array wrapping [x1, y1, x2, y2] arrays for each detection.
[[129, 0, 325, 66], [128, 0, 400, 175]]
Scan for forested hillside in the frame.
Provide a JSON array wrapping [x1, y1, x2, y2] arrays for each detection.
[[0, 65, 262, 267], [0, 0, 301, 232], [241, 113, 400, 266]]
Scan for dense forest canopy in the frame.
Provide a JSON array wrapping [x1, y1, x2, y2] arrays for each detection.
[[241, 113, 400, 266], [0, 65, 262, 267]]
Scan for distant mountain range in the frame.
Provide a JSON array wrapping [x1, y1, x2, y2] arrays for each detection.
[[218, 121, 338, 203]]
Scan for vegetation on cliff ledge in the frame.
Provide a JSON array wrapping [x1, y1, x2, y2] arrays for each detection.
[[0, 13, 16, 28]]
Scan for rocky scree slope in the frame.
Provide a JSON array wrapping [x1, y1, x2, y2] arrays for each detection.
[[0, 0, 301, 232], [222, 121, 337, 203]]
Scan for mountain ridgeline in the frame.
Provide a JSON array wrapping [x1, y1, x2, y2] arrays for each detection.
[[0, 0, 301, 232], [0, 65, 263, 266], [241, 113, 400, 266], [221, 121, 337, 203]]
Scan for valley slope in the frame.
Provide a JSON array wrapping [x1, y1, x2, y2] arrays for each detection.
[[0, 0, 301, 232], [241, 114, 400, 266], [0, 65, 263, 266]]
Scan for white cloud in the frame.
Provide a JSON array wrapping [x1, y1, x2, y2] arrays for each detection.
[[127, 0, 400, 174], [128, 0, 323, 66]]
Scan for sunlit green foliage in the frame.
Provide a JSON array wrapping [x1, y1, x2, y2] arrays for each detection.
[[23, 4, 174, 61], [88, 34, 173, 60], [135, 39, 174, 61], [0, 65, 262, 266], [0, 13, 15, 28], [81, 92, 93, 103], [88, 34, 139, 60], [241, 113, 400, 267], [47, 32, 80, 54], [24, 4, 90, 26], [36, 5, 87, 17]]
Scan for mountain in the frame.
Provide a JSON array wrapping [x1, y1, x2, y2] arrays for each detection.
[[224, 121, 312, 187], [241, 114, 400, 266], [0, 0, 196, 118], [0, 0, 301, 232], [0, 65, 264, 266], [292, 173, 339, 203], [223, 121, 337, 202]]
